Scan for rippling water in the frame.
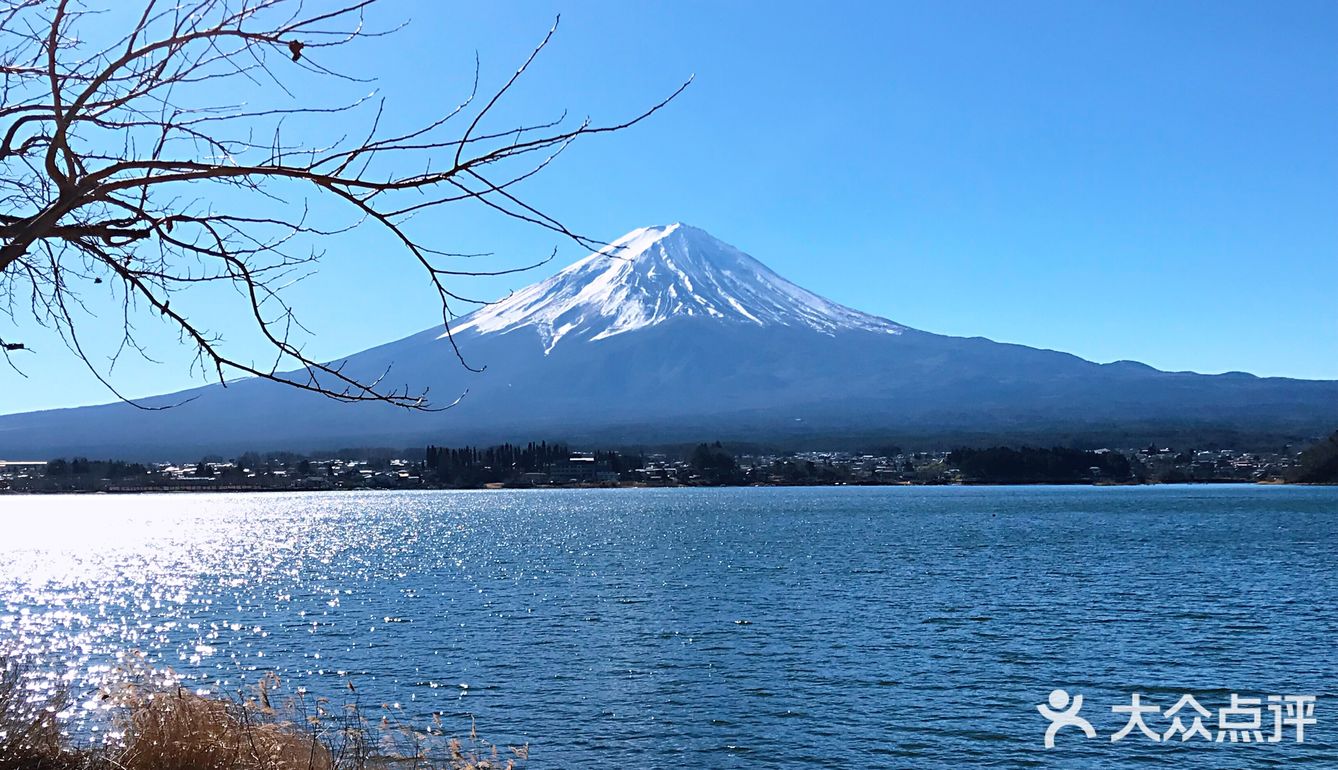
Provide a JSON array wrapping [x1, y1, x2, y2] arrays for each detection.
[[1, 486, 1334, 768]]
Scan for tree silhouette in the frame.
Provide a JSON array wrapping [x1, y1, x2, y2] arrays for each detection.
[[0, 0, 687, 408]]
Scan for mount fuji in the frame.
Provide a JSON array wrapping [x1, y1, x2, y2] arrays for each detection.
[[2, 223, 1336, 456]]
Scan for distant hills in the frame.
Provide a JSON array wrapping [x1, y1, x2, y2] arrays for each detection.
[[1, 223, 1335, 458]]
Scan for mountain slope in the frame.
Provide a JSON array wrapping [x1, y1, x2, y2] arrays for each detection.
[[1, 224, 1335, 457]]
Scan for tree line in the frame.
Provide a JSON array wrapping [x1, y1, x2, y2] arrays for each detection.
[[423, 442, 645, 486], [948, 446, 1134, 483]]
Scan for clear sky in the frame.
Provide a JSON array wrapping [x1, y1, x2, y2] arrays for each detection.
[[3, 0, 1336, 414]]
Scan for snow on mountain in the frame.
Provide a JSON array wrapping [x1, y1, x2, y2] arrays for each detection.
[[446, 223, 904, 353]]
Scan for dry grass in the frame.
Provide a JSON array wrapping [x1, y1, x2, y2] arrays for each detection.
[[114, 683, 332, 770], [0, 659, 523, 770], [0, 659, 74, 770]]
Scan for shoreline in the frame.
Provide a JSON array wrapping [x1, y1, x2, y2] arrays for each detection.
[[3, 478, 1325, 495]]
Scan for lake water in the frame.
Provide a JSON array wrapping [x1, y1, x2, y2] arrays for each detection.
[[1, 486, 1334, 768]]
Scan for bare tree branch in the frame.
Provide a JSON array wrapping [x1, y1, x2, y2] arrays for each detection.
[[0, 0, 688, 409]]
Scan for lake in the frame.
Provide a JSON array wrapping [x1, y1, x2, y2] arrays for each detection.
[[1, 486, 1334, 768]]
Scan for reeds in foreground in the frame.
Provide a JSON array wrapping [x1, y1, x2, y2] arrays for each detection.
[[0, 658, 524, 770]]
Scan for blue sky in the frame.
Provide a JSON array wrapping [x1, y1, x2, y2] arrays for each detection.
[[4, 0, 1336, 413]]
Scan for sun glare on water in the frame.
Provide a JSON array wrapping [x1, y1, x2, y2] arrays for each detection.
[[0, 492, 374, 725]]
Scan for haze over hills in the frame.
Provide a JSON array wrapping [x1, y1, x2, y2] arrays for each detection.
[[2, 223, 1336, 457]]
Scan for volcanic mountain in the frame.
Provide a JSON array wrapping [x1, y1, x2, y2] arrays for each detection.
[[2, 223, 1335, 456]]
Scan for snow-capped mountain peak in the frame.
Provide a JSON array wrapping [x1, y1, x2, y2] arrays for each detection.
[[446, 223, 904, 353]]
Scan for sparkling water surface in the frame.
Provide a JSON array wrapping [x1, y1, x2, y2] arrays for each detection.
[[1, 485, 1335, 768]]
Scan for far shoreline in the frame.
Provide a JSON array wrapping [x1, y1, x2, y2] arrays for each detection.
[[4, 478, 1332, 496]]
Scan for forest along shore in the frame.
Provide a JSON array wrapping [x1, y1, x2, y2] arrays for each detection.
[[5, 433, 1336, 492]]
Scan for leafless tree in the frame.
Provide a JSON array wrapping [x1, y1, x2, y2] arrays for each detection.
[[0, 0, 686, 408]]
